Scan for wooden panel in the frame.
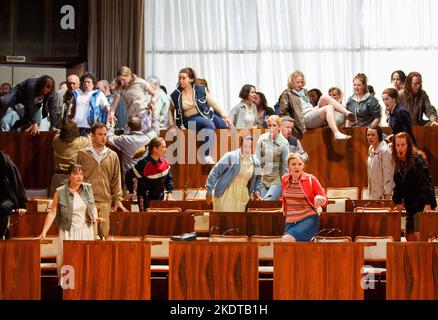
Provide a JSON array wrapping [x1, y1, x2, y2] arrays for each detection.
[[387, 243, 438, 300], [2, 127, 438, 190], [419, 212, 438, 241], [150, 200, 212, 212], [169, 242, 258, 300], [9, 212, 58, 237], [320, 212, 401, 241], [149, 200, 281, 213], [248, 212, 285, 236], [110, 212, 194, 236], [345, 200, 394, 212], [0, 132, 55, 188], [273, 243, 364, 300], [62, 241, 151, 300], [209, 212, 285, 236], [0, 240, 40, 300]]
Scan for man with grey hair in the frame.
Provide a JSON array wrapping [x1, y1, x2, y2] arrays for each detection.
[[280, 115, 309, 163], [97, 80, 128, 130], [145, 75, 170, 129], [56, 74, 80, 129]]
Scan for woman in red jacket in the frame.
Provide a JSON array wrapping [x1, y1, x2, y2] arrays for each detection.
[[282, 153, 327, 242]]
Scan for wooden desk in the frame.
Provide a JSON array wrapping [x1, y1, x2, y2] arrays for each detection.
[[148, 200, 282, 212], [273, 243, 365, 300], [320, 212, 401, 241], [387, 243, 438, 300], [419, 212, 438, 241], [345, 199, 394, 212], [110, 211, 195, 236], [9, 211, 58, 237], [168, 242, 259, 300], [207, 211, 284, 236], [63, 241, 151, 300], [149, 200, 212, 212], [0, 240, 40, 300]]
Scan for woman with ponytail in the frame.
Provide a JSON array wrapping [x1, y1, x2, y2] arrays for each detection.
[[125, 137, 174, 210]]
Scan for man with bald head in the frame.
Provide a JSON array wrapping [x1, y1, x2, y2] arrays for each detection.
[[56, 74, 80, 129], [107, 116, 159, 176]]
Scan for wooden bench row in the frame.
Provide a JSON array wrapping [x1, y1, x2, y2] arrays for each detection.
[[1, 240, 437, 300]]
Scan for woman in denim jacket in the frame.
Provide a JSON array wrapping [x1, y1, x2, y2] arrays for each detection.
[[206, 135, 263, 212], [37, 164, 103, 267]]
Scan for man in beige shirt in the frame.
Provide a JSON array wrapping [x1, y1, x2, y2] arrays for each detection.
[[77, 123, 127, 239], [50, 120, 91, 195]]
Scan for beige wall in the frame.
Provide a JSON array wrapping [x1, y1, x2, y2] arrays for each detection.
[[0, 66, 66, 87]]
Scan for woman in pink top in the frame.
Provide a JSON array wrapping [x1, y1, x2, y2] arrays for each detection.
[[281, 153, 327, 242]]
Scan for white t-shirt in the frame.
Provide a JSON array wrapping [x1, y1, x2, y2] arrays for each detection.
[[74, 90, 109, 128]]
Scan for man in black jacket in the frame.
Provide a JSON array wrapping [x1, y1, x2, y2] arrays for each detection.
[[0, 151, 27, 239], [0, 76, 57, 134]]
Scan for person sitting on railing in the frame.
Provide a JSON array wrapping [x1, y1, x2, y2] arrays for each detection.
[[398, 71, 438, 126], [167, 67, 234, 164], [279, 70, 353, 140], [282, 153, 328, 242], [205, 135, 263, 212], [345, 73, 382, 128], [125, 137, 174, 211], [229, 84, 259, 129]]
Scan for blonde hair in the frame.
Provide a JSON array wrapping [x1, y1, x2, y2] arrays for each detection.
[[116, 66, 138, 89], [328, 87, 344, 103], [286, 153, 305, 166], [267, 115, 281, 127], [287, 70, 306, 89]]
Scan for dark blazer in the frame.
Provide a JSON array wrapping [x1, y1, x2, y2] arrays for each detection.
[[393, 155, 436, 214], [388, 104, 417, 146], [0, 77, 57, 126], [0, 151, 27, 209]]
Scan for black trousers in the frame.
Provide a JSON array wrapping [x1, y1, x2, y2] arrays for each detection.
[[137, 192, 164, 212], [0, 198, 14, 239]]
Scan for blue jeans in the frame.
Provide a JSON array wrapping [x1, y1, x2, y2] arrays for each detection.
[[284, 214, 320, 242], [183, 113, 228, 157], [0, 108, 20, 131], [260, 184, 282, 201]]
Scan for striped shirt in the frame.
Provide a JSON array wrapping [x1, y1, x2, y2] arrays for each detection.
[[284, 181, 316, 223]]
